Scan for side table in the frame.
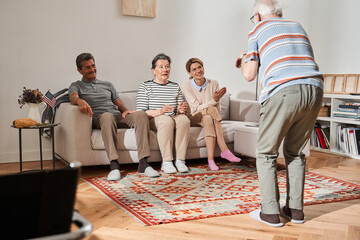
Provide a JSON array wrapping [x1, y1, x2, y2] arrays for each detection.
[[11, 123, 59, 172]]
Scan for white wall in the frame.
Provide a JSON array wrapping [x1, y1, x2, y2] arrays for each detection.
[[0, 0, 358, 163], [307, 0, 360, 74]]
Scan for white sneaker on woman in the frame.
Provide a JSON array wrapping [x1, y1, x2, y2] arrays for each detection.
[[175, 159, 189, 173], [161, 161, 177, 174]]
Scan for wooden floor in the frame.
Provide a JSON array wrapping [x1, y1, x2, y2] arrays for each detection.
[[2, 151, 360, 240]]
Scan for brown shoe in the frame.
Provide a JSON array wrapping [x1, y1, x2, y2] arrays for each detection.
[[249, 209, 284, 227], [281, 206, 305, 223]]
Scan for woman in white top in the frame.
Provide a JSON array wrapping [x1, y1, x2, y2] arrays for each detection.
[[182, 58, 241, 170]]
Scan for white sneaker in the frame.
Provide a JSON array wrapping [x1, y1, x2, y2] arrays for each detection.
[[161, 161, 177, 174], [175, 159, 189, 173], [142, 166, 160, 178], [107, 169, 121, 181]]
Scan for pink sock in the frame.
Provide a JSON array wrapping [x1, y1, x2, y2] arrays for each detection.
[[208, 159, 219, 171], [221, 149, 241, 162]]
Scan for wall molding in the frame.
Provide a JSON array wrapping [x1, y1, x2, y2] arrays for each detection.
[[0, 149, 53, 164]]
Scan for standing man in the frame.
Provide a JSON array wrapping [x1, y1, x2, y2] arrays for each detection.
[[69, 53, 160, 181], [236, 0, 323, 227]]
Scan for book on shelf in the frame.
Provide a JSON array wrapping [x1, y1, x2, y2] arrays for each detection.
[[338, 104, 360, 109], [334, 111, 359, 115], [311, 128, 319, 148], [355, 129, 360, 155], [315, 127, 327, 149], [334, 102, 360, 119], [336, 125, 360, 155], [333, 113, 360, 120], [348, 129, 357, 155], [321, 127, 330, 147], [312, 124, 329, 149]]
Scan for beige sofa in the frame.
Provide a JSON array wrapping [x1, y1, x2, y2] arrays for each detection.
[[54, 91, 309, 166]]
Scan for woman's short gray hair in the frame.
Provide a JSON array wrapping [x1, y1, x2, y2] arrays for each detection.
[[254, 0, 283, 17]]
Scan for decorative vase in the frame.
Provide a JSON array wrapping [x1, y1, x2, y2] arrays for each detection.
[[27, 102, 42, 123]]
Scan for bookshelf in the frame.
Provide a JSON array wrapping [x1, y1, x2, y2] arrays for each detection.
[[311, 93, 360, 159]]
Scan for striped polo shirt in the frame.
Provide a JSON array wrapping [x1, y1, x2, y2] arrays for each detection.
[[245, 17, 323, 103], [136, 80, 185, 116]]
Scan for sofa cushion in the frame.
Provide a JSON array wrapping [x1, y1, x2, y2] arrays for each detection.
[[118, 91, 137, 111], [91, 129, 160, 151], [220, 92, 230, 120]]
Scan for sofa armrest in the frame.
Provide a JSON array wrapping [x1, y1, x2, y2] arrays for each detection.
[[229, 98, 260, 123], [54, 103, 93, 162]]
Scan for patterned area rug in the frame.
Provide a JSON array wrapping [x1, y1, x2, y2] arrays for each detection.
[[83, 162, 360, 226]]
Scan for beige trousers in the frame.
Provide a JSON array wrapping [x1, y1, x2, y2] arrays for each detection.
[[92, 111, 151, 161], [189, 107, 223, 138], [150, 114, 190, 162], [256, 84, 323, 214]]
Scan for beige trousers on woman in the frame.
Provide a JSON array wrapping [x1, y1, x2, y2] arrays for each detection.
[[150, 114, 190, 162], [189, 106, 223, 138]]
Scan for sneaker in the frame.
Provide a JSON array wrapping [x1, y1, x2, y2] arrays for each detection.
[[141, 166, 160, 178], [161, 161, 177, 174], [107, 169, 121, 181], [175, 159, 189, 173], [249, 209, 284, 227], [281, 206, 305, 224]]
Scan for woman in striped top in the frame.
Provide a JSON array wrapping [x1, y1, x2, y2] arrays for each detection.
[[182, 58, 241, 171], [137, 53, 190, 174]]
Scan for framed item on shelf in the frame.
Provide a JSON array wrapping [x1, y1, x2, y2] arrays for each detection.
[[333, 75, 345, 93], [344, 74, 358, 93], [323, 75, 334, 93], [323, 74, 360, 94]]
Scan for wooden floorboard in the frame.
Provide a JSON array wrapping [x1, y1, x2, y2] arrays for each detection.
[[1, 151, 360, 240]]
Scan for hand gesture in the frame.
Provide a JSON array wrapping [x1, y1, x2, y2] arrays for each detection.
[[177, 102, 188, 114], [213, 87, 227, 102], [78, 99, 94, 118], [122, 110, 135, 118], [235, 52, 247, 68], [160, 105, 174, 115]]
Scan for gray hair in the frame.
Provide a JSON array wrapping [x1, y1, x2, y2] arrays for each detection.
[[76, 53, 95, 69], [254, 0, 283, 17], [151, 53, 171, 69]]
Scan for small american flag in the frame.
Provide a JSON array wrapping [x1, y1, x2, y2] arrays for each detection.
[[43, 90, 56, 108]]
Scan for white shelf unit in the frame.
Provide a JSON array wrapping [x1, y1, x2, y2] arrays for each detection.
[[312, 93, 360, 159]]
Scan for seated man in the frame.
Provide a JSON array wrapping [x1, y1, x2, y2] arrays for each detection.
[[69, 53, 159, 180]]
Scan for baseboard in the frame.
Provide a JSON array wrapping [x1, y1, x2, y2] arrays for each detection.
[[0, 149, 53, 164]]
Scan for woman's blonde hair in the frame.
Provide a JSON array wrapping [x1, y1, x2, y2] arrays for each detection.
[[186, 58, 204, 73]]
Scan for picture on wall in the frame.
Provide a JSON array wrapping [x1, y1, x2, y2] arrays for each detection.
[[122, 0, 156, 18]]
